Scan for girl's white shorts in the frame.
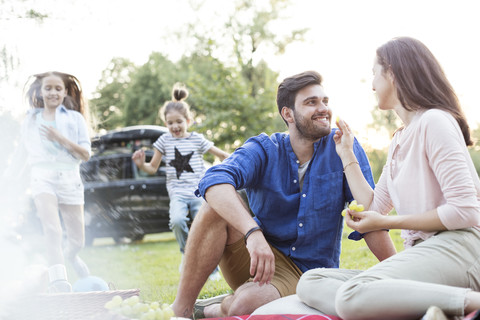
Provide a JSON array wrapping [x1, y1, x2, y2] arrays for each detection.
[[30, 167, 84, 205]]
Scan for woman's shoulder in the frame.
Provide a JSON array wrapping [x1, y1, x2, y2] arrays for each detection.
[[419, 109, 454, 124], [416, 109, 463, 142]]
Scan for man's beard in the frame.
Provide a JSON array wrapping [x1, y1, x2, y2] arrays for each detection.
[[294, 110, 331, 141]]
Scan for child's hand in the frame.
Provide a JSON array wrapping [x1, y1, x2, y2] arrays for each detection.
[[39, 125, 63, 143], [132, 149, 146, 167]]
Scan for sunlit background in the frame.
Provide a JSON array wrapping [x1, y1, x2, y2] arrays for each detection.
[[1, 0, 480, 309], [2, 0, 479, 149]]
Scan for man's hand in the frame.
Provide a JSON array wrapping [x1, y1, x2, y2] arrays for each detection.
[[245, 231, 275, 286]]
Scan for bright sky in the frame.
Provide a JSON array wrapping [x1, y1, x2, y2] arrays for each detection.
[[2, 0, 479, 148]]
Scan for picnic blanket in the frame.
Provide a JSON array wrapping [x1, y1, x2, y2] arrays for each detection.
[[206, 295, 341, 320], [207, 315, 341, 320]]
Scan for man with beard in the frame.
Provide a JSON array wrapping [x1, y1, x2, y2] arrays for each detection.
[[172, 71, 397, 318]]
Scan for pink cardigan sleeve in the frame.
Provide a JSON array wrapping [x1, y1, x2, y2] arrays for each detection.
[[369, 162, 394, 215], [424, 111, 480, 229]]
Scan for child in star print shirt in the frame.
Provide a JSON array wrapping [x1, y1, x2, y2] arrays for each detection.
[[132, 83, 229, 273]]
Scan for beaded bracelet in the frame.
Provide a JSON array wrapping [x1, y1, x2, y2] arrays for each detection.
[[244, 226, 262, 244], [343, 161, 359, 172]]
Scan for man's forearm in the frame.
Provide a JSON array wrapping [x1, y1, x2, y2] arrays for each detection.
[[204, 184, 259, 235], [363, 230, 397, 261]]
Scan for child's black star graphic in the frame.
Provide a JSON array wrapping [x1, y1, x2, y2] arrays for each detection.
[[169, 146, 194, 179]]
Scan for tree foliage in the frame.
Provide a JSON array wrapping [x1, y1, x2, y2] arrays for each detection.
[[90, 0, 303, 152], [0, 1, 48, 108], [367, 104, 402, 137], [90, 57, 136, 130], [469, 126, 480, 176]]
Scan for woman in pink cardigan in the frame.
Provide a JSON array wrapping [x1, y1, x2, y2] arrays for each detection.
[[297, 37, 480, 320]]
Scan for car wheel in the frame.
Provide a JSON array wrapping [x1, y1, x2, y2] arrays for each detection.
[[113, 235, 124, 244], [131, 234, 145, 242]]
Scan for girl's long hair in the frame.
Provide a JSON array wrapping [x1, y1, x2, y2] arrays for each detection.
[[376, 37, 472, 146], [25, 71, 87, 117]]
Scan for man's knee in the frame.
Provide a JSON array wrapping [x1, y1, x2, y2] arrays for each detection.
[[224, 283, 280, 316], [193, 202, 221, 224], [190, 202, 234, 238]]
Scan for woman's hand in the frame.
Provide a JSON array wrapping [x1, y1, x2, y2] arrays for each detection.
[[344, 209, 386, 234], [333, 117, 355, 160]]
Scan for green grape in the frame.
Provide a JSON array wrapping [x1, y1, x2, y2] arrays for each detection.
[[105, 295, 123, 310], [343, 200, 365, 219], [111, 295, 123, 305], [121, 305, 133, 317], [155, 308, 165, 320], [104, 296, 174, 320], [163, 306, 174, 319], [124, 295, 140, 306], [161, 303, 170, 310], [348, 200, 358, 211], [132, 302, 148, 316], [104, 300, 117, 310]]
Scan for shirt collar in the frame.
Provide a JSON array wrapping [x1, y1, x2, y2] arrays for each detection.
[[284, 131, 331, 164], [57, 104, 68, 113]]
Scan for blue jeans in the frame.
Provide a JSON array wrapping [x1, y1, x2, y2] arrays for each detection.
[[169, 195, 203, 253]]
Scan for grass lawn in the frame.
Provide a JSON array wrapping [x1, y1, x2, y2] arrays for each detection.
[[74, 227, 404, 305]]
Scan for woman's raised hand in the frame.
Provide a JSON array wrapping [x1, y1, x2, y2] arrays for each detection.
[[333, 117, 355, 160]]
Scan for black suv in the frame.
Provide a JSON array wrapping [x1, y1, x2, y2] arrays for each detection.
[[81, 125, 171, 245]]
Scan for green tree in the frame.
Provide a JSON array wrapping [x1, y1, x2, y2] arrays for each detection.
[[365, 148, 387, 184], [0, 2, 48, 109], [226, 0, 306, 98], [91, 0, 304, 152], [469, 125, 480, 176], [179, 53, 283, 151], [90, 57, 137, 130], [367, 104, 402, 137], [123, 53, 179, 127]]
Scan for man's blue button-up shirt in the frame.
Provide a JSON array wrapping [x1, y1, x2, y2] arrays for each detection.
[[197, 130, 375, 272]]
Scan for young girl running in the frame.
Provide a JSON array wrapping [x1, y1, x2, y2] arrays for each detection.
[[132, 83, 229, 276], [17, 71, 92, 292]]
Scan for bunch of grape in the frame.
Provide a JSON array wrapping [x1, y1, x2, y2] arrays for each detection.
[[342, 200, 364, 219], [104, 295, 175, 320]]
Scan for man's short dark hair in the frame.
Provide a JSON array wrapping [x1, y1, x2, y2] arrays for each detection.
[[276, 71, 323, 117]]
